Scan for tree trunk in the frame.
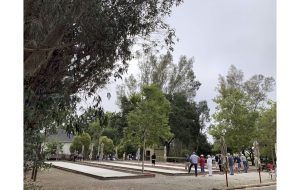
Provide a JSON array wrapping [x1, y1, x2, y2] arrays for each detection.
[[33, 143, 42, 181], [270, 145, 275, 165], [249, 148, 255, 166], [142, 134, 146, 173], [164, 138, 174, 162], [33, 167, 38, 181], [31, 165, 35, 180]]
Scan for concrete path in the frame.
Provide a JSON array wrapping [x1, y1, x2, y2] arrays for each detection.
[[46, 161, 152, 180], [88, 161, 188, 175], [114, 160, 219, 172]]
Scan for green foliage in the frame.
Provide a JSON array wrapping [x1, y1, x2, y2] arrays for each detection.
[[117, 52, 212, 156], [165, 93, 211, 154], [125, 85, 172, 147], [45, 141, 63, 155], [117, 52, 201, 100], [255, 102, 276, 158], [99, 136, 115, 155], [209, 65, 275, 155], [70, 132, 91, 157], [118, 143, 137, 156], [24, 0, 183, 180]]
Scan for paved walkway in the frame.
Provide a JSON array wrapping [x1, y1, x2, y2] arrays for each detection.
[[46, 161, 147, 179], [114, 160, 219, 172], [88, 161, 188, 175]]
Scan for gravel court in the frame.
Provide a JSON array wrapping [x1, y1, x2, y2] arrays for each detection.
[[36, 167, 276, 190]]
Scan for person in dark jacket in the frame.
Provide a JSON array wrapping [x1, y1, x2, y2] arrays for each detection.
[[218, 155, 223, 172], [151, 153, 156, 166], [215, 155, 219, 169], [228, 153, 234, 175]]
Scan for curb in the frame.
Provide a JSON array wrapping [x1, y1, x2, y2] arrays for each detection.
[[83, 161, 189, 176], [212, 182, 276, 190]]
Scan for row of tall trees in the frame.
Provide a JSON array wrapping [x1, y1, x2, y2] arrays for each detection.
[[116, 52, 212, 157], [209, 65, 276, 164]]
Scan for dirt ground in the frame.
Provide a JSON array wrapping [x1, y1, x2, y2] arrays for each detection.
[[32, 168, 276, 190]]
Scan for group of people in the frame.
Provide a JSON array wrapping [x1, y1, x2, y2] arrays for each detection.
[[185, 152, 249, 177], [186, 152, 213, 177], [215, 153, 249, 175]]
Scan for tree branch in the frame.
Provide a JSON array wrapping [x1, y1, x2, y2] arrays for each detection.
[[24, 43, 76, 52]]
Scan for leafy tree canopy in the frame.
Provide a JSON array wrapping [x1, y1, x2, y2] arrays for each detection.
[[99, 136, 115, 155], [117, 52, 201, 100], [210, 65, 275, 155], [124, 85, 172, 148]]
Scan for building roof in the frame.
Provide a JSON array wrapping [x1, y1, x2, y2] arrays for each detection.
[[46, 129, 74, 143]]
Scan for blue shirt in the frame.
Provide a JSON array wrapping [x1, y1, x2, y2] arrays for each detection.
[[189, 154, 199, 164]]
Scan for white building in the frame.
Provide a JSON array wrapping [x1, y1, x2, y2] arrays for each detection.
[[45, 129, 74, 159]]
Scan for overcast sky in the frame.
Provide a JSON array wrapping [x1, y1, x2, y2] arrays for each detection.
[[98, 0, 276, 116]]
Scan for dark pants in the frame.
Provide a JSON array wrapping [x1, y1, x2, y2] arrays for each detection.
[[219, 164, 223, 172], [229, 165, 234, 175], [243, 161, 248, 173], [188, 163, 198, 176], [152, 159, 156, 166], [201, 166, 205, 174]]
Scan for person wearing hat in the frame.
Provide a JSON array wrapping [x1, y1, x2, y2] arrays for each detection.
[[199, 154, 206, 176], [207, 155, 213, 176], [188, 152, 199, 177]]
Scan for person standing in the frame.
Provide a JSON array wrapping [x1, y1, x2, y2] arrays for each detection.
[[241, 154, 248, 173], [188, 152, 199, 177], [199, 154, 206, 176], [236, 154, 241, 173], [184, 154, 190, 171], [123, 152, 126, 160], [215, 154, 219, 169], [218, 155, 223, 172], [239, 154, 244, 170], [207, 155, 213, 176], [151, 153, 156, 166], [228, 153, 234, 175]]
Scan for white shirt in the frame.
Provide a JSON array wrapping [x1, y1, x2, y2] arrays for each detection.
[[207, 158, 212, 166]]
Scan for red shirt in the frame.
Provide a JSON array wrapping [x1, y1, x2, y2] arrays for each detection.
[[267, 163, 273, 170], [199, 157, 205, 167]]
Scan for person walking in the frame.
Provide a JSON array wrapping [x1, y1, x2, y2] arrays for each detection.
[[151, 153, 156, 166], [184, 154, 190, 171], [240, 154, 248, 173], [236, 154, 241, 173], [207, 155, 213, 176], [215, 154, 219, 169], [228, 153, 234, 175], [233, 154, 238, 173], [188, 152, 199, 177], [199, 154, 206, 176], [218, 155, 223, 172]]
